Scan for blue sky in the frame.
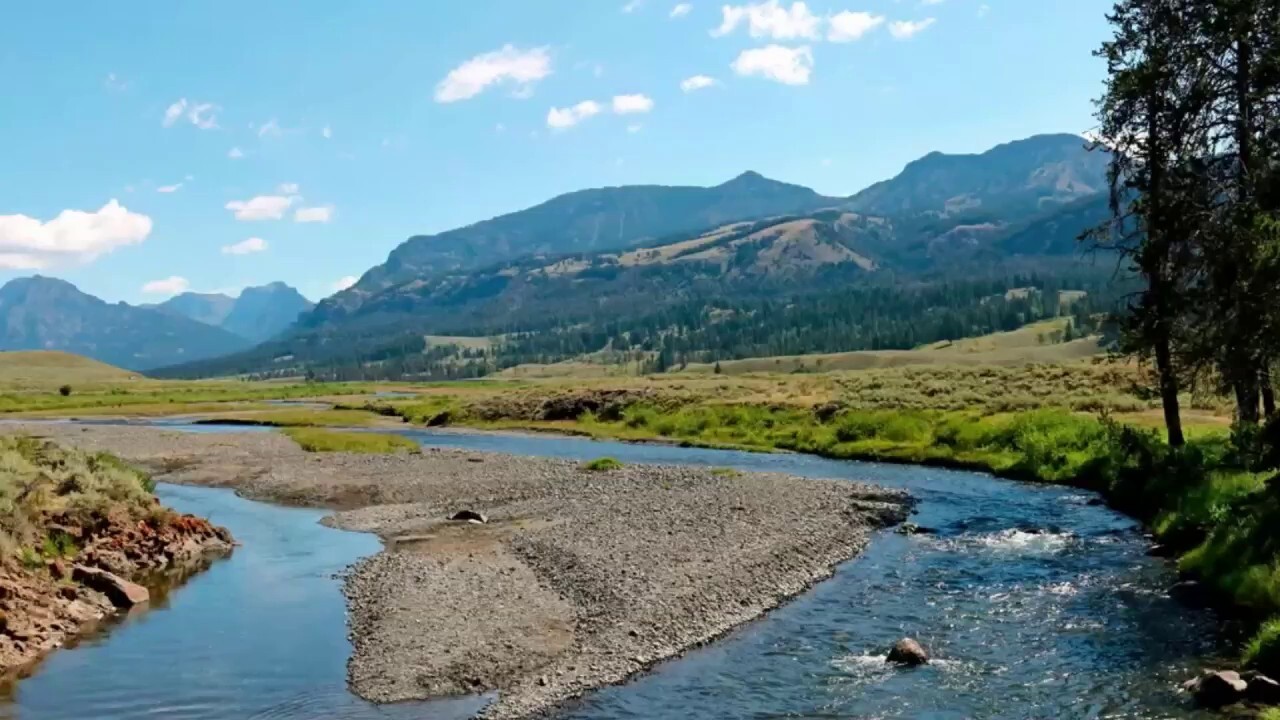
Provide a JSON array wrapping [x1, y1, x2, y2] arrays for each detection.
[[0, 0, 1112, 304]]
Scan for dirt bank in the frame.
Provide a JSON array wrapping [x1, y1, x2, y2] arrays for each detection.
[[17, 423, 909, 719]]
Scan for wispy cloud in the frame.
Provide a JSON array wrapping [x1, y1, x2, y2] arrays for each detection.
[[225, 195, 295, 221], [612, 94, 654, 114], [731, 45, 814, 85], [828, 11, 885, 42], [547, 100, 603, 130], [435, 45, 553, 103], [712, 1, 820, 40], [162, 98, 219, 130], [295, 205, 334, 223], [221, 237, 268, 255], [228, 146, 245, 159], [156, 182, 184, 194], [332, 276, 358, 292], [141, 276, 189, 295], [670, 3, 692, 18], [889, 18, 936, 39], [681, 75, 718, 92], [622, 0, 644, 12]]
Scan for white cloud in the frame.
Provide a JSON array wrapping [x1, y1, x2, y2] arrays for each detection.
[[622, 0, 644, 12], [670, 3, 692, 17], [162, 99, 187, 127], [156, 183, 183, 194], [978, 4, 990, 18], [321, 125, 332, 139], [889, 18, 936, 39], [257, 119, 282, 138], [294, 205, 334, 223], [547, 100, 603, 129], [612, 94, 654, 114], [332, 276, 358, 292], [142, 276, 190, 295], [162, 98, 219, 129], [277, 182, 300, 195], [712, 1, 820, 40], [0, 200, 151, 270], [225, 195, 295, 221], [731, 45, 814, 85], [681, 74, 718, 92], [828, 11, 885, 42], [228, 146, 245, 159], [222, 237, 268, 255], [104, 73, 128, 92], [922, 0, 946, 4], [435, 45, 553, 103]]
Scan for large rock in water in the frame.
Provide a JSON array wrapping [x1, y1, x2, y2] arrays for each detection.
[[1246, 672, 1280, 704], [886, 638, 929, 666], [1188, 670, 1248, 708], [72, 565, 149, 608]]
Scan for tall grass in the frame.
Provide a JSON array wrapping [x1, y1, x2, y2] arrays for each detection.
[[0, 436, 158, 561]]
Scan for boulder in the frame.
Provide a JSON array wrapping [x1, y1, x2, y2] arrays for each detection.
[[1246, 672, 1280, 704], [1188, 670, 1248, 708], [450, 510, 488, 525], [1169, 580, 1212, 608], [895, 523, 937, 536], [71, 565, 149, 609], [886, 638, 929, 666]]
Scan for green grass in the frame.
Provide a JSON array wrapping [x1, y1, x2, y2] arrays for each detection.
[[581, 457, 624, 472], [282, 428, 420, 454]]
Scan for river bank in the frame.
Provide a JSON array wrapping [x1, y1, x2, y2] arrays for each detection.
[[12, 422, 909, 718], [0, 435, 233, 678]]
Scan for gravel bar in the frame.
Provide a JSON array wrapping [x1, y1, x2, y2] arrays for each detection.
[[16, 423, 910, 719]]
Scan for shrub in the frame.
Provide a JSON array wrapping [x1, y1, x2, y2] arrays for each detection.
[[58, 385, 72, 397], [581, 457, 623, 472], [1245, 617, 1280, 676]]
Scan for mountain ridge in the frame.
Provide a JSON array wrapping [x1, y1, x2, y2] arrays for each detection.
[[0, 276, 250, 371]]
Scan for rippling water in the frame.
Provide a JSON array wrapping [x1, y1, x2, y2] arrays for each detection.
[[0, 424, 1232, 719]]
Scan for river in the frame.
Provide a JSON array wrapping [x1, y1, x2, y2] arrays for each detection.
[[0, 425, 1232, 719]]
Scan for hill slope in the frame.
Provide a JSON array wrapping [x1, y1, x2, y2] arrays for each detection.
[[317, 171, 840, 318], [0, 277, 250, 371]]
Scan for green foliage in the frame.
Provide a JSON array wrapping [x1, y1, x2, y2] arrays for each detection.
[[710, 467, 742, 478], [282, 428, 420, 454], [1244, 617, 1280, 676], [581, 457, 624, 472]]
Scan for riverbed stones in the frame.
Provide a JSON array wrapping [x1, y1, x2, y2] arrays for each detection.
[[71, 566, 149, 608], [1246, 672, 1280, 704], [1188, 670, 1248, 708], [27, 422, 910, 720], [886, 637, 930, 666], [449, 509, 488, 524]]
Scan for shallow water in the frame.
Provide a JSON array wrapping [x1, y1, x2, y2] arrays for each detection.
[[0, 423, 1230, 719]]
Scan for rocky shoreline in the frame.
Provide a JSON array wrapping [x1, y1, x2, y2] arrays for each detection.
[[17, 423, 910, 718], [0, 502, 233, 676]]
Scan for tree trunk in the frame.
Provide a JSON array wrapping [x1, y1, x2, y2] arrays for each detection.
[[1236, 376, 1262, 425], [1155, 332, 1185, 447], [1263, 365, 1277, 418]]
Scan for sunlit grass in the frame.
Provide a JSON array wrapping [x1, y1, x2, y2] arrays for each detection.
[[282, 428, 419, 454]]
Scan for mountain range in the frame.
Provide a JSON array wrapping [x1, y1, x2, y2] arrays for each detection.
[[148, 282, 314, 343], [0, 133, 1116, 378]]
